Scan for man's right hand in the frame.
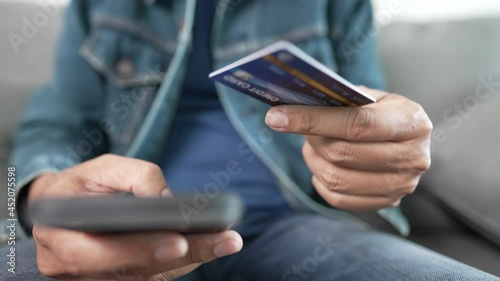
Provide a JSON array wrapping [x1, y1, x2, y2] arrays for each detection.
[[28, 154, 243, 281]]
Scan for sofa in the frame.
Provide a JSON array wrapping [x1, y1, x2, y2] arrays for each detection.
[[1, 1, 499, 277], [378, 15, 500, 276]]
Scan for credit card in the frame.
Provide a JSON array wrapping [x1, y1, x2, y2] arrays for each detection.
[[209, 41, 376, 107]]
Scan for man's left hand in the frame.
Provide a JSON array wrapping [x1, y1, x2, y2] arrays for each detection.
[[265, 87, 433, 211]]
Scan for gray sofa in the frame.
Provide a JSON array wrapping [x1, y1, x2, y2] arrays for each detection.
[[1, 1, 499, 277], [378, 17, 500, 276]]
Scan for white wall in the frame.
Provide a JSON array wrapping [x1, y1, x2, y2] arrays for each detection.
[[3, 0, 500, 23], [373, 0, 500, 23]]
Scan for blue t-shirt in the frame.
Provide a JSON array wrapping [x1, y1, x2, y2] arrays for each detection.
[[160, 0, 293, 236]]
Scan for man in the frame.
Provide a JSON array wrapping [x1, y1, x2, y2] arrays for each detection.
[[2, 0, 498, 280]]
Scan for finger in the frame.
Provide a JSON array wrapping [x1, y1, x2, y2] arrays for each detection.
[[108, 230, 243, 277], [33, 227, 68, 278], [312, 176, 402, 211], [306, 136, 431, 172], [161, 230, 243, 271], [34, 226, 188, 276], [303, 142, 418, 196], [265, 94, 432, 141], [65, 154, 171, 197], [114, 230, 242, 279]]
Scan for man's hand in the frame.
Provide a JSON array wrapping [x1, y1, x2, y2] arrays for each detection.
[[265, 87, 433, 211], [28, 154, 243, 280]]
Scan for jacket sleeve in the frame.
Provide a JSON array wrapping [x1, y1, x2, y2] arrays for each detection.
[[9, 1, 108, 233], [329, 0, 386, 90]]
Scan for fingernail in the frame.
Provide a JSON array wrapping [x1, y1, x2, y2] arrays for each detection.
[[265, 110, 288, 129], [214, 238, 240, 257], [160, 188, 172, 198]]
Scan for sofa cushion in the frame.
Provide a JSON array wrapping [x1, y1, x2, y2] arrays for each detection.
[[421, 95, 500, 245], [378, 17, 500, 245]]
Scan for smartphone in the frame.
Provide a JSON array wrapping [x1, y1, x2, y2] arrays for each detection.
[[29, 194, 245, 233]]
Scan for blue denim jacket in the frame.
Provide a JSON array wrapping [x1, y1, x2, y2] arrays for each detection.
[[10, 0, 409, 236]]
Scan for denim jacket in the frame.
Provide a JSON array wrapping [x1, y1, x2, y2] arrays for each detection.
[[10, 0, 409, 236]]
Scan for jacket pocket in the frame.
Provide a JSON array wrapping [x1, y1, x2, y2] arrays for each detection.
[[80, 15, 175, 154]]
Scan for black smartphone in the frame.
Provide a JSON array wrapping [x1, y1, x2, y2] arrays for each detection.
[[29, 194, 244, 233]]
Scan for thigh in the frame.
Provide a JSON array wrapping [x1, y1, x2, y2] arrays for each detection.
[[199, 213, 499, 281], [0, 238, 53, 281]]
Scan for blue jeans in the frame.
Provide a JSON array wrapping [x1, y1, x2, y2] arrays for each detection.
[[1, 213, 499, 281]]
